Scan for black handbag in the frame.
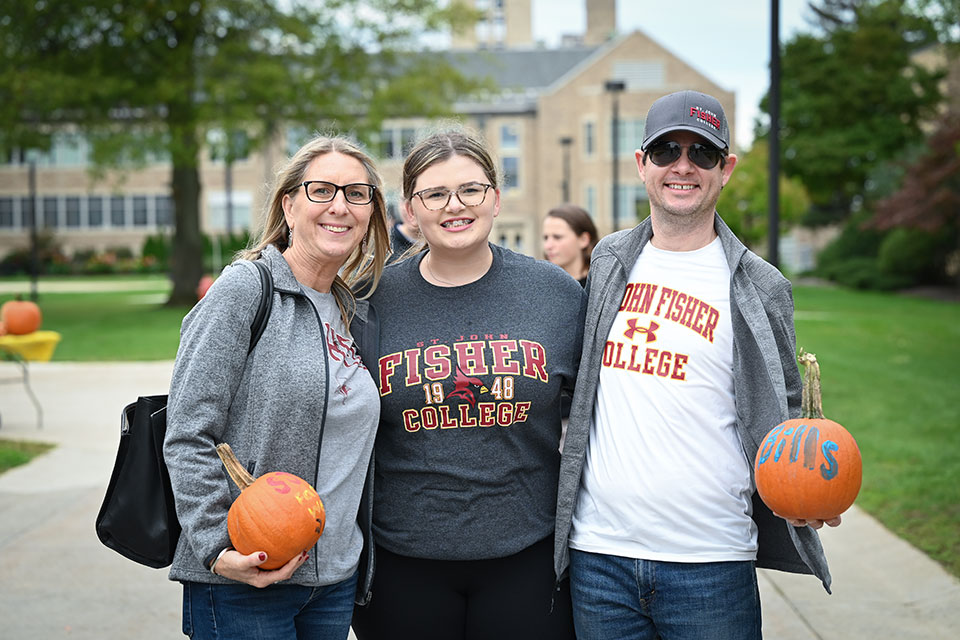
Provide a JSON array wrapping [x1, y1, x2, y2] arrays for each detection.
[[95, 260, 273, 568]]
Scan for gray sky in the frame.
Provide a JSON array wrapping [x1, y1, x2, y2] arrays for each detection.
[[531, 0, 819, 148]]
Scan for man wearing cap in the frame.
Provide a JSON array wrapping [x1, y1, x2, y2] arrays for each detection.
[[553, 90, 839, 639]]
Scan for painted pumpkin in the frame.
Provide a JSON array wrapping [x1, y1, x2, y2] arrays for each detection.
[[1, 298, 42, 335], [754, 351, 862, 521], [216, 443, 325, 570]]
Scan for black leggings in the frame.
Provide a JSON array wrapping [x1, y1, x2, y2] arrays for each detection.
[[352, 536, 574, 640]]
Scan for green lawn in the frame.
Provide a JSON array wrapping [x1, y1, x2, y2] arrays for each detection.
[[1, 279, 188, 361], [793, 285, 960, 577], [0, 438, 55, 474]]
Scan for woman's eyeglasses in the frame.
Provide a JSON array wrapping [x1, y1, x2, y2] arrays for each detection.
[[413, 183, 493, 211], [646, 141, 724, 170], [295, 181, 376, 205]]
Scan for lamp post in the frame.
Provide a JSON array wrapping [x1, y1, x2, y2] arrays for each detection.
[[605, 80, 626, 230], [28, 157, 38, 302], [559, 136, 573, 202], [768, 0, 781, 267]]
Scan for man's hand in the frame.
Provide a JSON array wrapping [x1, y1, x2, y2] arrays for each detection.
[[776, 514, 842, 530]]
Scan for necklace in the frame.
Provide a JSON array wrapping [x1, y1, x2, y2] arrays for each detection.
[[425, 253, 459, 287]]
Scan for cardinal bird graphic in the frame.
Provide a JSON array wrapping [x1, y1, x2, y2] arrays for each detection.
[[447, 365, 489, 407]]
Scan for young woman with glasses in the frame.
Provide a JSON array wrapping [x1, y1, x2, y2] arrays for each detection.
[[351, 129, 583, 640], [164, 135, 389, 640]]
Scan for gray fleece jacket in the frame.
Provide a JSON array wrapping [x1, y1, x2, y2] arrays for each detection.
[[553, 214, 833, 593], [164, 244, 378, 603]]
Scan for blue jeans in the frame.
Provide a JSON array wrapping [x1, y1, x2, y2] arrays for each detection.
[[181, 570, 358, 640], [569, 550, 761, 640]]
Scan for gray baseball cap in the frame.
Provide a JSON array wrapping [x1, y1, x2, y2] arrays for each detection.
[[641, 90, 730, 151]]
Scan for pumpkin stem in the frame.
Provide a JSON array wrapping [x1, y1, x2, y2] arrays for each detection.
[[216, 443, 256, 490], [798, 349, 824, 420]]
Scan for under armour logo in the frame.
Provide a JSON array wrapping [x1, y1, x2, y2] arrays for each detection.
[[624, 318, 659, 342]]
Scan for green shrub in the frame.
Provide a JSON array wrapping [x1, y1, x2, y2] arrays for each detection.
[[823, 256, 912, 290], [142, 234, 172, 270], [878, 226, 952, 286]]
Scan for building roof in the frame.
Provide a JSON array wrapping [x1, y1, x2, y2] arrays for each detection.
[[445, 46, 599, 114]]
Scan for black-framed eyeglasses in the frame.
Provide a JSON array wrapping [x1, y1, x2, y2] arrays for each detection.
[[293, 181, 376, 205], [412, 182, 493, 211], [647, 141, 725, 170]]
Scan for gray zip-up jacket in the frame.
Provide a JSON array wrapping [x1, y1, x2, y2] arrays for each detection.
[[553, 214, 833, 593], [164, 244, 378, 603]]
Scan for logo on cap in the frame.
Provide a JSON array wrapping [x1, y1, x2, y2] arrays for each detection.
[[690, 107, 722, 132]]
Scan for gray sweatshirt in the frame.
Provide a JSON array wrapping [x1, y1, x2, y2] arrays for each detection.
[[164, 244, 379, 592]]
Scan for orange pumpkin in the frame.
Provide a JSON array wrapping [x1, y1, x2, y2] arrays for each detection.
[[1, 298, 42, 335], [216, 443, 325, 570], [754, 351, 862, 521]]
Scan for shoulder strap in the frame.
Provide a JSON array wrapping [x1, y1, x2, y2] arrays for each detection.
[[248, 260, 274, 353]]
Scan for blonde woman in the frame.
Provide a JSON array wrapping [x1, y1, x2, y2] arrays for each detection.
[[165, 135, 388, 640]]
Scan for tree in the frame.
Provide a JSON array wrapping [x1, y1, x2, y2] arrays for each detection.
[[873, 112, 960, 282], [765, 0, 943, 225], [0, 0, 481, 304], [717, 140, 811, 250]]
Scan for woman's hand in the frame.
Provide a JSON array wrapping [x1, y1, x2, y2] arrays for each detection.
[[776, 514, 843, 530], [212, 549, 309, 588]]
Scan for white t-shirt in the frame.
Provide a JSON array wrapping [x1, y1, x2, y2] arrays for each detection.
[[569, 237, 757, 562]]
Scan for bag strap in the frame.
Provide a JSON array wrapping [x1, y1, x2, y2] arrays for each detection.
[[248, 260, 274, 354]]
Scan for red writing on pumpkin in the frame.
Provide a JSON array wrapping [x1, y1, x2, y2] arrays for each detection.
[[266, 473, 304, 494]]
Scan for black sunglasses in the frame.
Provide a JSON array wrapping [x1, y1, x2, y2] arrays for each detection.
[[647, 141, 724, 170]]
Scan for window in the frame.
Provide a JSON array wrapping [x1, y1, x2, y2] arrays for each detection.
[[21, 197, 34, 227], [611, 61, 665, 91], [616, 184, 648, 228], [400, 128, 417, 155], [43, 197, 58, 228], [207, 191, 252, 232], [286, 125, 310, 157], [378, 127, 419, 160], [110, 196, 125, 227], [502, 156, 519, 190], [379, 128, 396, 160], [88, 196, 104, 227], [156, 196, 173, 227], [585, 185, 596, 218], [584, 121, 595, 157], [132, 196, 149, 226], [66, 197, 81, 227], [500, 124, 519, 150], [53, 133, 89, 166], [617, 119, 646, 158], [0, 198, 12, 228]]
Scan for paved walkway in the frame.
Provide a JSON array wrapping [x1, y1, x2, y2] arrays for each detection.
[[1, 362, 958, 639]]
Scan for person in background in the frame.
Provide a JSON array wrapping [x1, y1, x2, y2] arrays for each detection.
[[542, 204, 599, 286], [164, 135, 389, 640], [352, 128, 583, 640], [387, 204, 419, 263], [554, 90, 841, 640]]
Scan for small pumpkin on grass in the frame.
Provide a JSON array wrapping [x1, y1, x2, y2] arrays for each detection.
[[216, 443, 325, 570], [1, 297, 42, 335], [754, 350, 862, 522]]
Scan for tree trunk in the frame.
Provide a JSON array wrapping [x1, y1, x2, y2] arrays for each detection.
[[167, 120, 204, 307]]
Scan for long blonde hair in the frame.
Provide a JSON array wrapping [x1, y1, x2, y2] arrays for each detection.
[[240, 134, 389, 328]]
